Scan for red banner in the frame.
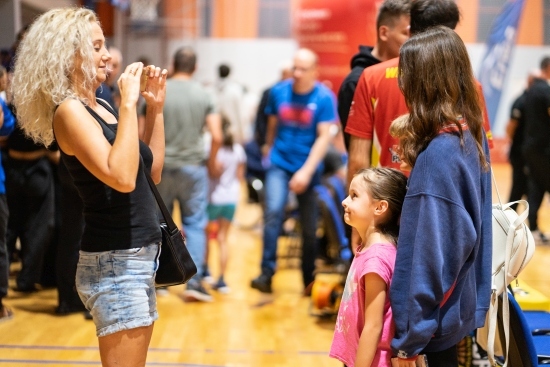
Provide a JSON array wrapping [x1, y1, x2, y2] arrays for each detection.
[[294, 0, 380, 93]]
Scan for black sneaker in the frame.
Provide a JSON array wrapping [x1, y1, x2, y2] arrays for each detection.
[[251, 274, 272, 293], [182, 281, 213, 302], [532, 230, 550, 245], [13, 284, 38, 293]]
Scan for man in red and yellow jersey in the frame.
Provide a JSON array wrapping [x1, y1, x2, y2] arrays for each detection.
[[346, 0, 493, 186], [346, 59, 407, 172]]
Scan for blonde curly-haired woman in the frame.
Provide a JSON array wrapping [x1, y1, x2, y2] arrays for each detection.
[[11, 7, 168, 367]]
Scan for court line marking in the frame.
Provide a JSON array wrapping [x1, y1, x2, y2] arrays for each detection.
[[0, 345, 327, 355], [0, 345, 179, 352], [0, 360, 222, 366]]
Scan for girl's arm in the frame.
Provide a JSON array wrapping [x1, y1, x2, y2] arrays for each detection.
[[206, 113, 223, 178], [236, 144, 247, 181], [237, 161, 246, 181], [139, 66, 168, 184], [355, 273, 387, 367], [54, 62, 144, 193]]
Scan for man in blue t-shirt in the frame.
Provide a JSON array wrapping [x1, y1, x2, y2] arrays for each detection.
[[251, 48, 338, 293]]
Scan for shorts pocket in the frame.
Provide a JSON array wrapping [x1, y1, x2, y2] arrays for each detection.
[[112, 245, 158, 276], [75, 252, 101, 306]]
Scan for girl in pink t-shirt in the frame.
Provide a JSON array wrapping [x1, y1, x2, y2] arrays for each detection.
[[330, 167, 407, 367]]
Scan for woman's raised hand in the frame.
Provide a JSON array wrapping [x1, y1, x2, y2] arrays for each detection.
[[117, 62, 144, 108], [140, 65, 168, 109]]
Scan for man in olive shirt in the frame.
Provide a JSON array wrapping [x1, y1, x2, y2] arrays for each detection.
[[158, 47, 223, 301]]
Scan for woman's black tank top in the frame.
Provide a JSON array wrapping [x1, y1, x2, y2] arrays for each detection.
[[59, 100, 161, 252]]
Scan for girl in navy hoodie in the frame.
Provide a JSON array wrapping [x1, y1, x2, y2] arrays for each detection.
[[390, 26, 492, 366]]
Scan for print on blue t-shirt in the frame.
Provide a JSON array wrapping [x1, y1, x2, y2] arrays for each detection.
[[278, 102, 314, 128], [265, 79, 336, 173]]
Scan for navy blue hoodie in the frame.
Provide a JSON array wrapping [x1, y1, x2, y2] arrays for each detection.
[[390, 128, 492, 357]]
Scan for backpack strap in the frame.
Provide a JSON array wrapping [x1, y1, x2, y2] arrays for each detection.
[[491, 167, 503, 205]]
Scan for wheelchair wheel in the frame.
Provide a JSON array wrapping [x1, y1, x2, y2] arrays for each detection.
[[311, 277, 344, 314]]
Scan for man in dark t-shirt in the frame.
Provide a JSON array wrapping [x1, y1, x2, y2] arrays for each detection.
[[522, 57, 550, 243], [506, 81, 529, 207], [505, 73, 545, 217]]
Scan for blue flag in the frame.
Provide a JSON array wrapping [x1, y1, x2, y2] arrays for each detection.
[[111, 0, 131, 11], [478, 0, 525, 129]]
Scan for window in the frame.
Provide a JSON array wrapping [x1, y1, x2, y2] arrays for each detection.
[[200, 0, 213, 37], [258, 0, 291, 38], [476, 0, 508, 42]]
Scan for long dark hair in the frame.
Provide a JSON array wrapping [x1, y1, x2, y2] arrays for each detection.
[[221, 116, 234, 148], [356, 167, 408, 244], [397, 26, 488, 169]]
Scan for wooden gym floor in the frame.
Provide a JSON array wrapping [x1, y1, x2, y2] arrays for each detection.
[[0, 163, 548, 367]]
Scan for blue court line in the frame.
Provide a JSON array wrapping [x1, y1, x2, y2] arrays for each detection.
[[0, 344, 179, 352], [0, 360, 223, 366], [298, 350, 328, 355], [0, 345, 327, 355]]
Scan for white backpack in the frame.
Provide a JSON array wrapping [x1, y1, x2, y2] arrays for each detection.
[[476, 169, 535, 366]]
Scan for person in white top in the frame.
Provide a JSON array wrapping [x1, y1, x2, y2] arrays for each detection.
[[205, 120, 247, 293], [217, 64, 249, 144]]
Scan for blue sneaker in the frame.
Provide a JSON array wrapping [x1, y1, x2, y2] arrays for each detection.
[[212, 278, 230, 294]]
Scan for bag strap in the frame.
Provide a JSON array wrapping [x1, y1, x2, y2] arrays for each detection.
[[491, 167, 503, 206], [94, 98, 119, 119], [486, 291, 499, 366], [144, 171, 179, 234], [491, 167, 530, 216], [487, 167, 506, 367]]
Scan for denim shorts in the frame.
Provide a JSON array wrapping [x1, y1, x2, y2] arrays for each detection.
[[75, 243, 160, 337]]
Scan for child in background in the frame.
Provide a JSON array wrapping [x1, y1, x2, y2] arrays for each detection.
[[205, 121, 246, 293], [389, 114, 412, 172], [330, 167, 407, 367]]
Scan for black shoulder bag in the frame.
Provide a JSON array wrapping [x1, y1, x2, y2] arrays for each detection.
[[145, 173, 197, 287]]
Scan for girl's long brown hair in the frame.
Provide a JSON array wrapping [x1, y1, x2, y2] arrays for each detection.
[[397, 26, 488, 169]]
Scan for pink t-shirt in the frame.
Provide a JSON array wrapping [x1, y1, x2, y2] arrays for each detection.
[[329, 242, 397, 367]]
